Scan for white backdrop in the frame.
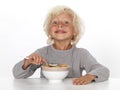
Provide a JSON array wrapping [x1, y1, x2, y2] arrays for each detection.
[[0, 0, 120, 78]]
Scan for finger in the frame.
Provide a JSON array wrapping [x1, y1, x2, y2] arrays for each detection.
[[36, 56, 40, 64], [35, 58, 39, 65], [29, 55, 38, 65], [35, 56, 42, 65], [28, 55, 34, 60], [25, 56, 33, 62], [41, 58, 47, 64], [26, 57, 34, 64], [33, 55, 37, 61], [73, 79, 81, 85], [78, 79, 91, 85], [73, 79, 86, 85], [38, 59, 42, 64], [24, 57, 30, 60], [72, 78, 77, 84], [82, 80, 91, 85], [78, 80, 85, 85], [38, 56, 45, 65], [72, 78, 78, 82], [76, 80, 84, 85]]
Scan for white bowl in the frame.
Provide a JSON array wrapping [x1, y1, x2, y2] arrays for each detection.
[[42, 65, 69, 83]]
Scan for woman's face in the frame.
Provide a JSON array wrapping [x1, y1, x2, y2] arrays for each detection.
[[49, 13, 76, 42]]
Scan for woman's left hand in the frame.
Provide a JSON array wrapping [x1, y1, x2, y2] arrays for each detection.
[[73, 74, 97, 85]]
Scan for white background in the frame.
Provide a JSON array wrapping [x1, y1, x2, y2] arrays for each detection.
[[0, 0, 120, 79]]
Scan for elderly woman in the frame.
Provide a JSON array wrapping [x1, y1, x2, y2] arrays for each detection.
[[13, 5, 109, 85]]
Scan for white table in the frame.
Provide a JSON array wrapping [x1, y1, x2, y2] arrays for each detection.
[[0, 78, 120, 90]]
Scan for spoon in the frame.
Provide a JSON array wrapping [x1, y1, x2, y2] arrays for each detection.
[[44, 61, 58, 67], [48, 63, 58, 67], [25, 57, 58, 67]]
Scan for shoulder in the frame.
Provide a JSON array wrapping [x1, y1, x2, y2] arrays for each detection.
[[74, 47, 90, 54], [34, 45, 51, 55], [73, 47, 93, 58], [37, 45, 50, 51]]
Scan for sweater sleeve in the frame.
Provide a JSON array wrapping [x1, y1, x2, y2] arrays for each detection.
[[80, 48, 110, 82], [12, 60, 41, 79], [12, 49, 41, 79]]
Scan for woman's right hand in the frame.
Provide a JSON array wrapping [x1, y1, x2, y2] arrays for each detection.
[[22, 53, 46, 70]]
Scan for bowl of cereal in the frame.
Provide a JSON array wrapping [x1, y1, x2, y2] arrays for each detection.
[[42, 63, 69, 83]]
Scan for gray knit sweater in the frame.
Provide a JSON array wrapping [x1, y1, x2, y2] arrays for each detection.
[[12, 45, 109, 82]]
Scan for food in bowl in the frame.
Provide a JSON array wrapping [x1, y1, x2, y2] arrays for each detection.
[[42, 64, 69, 83]]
